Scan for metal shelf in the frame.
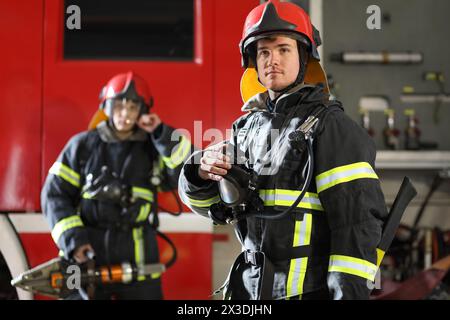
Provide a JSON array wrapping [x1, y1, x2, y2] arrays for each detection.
[[376, 151, 450, 170]]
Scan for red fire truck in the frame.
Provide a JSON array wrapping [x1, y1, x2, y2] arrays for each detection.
[[0, 0, 260, 299]]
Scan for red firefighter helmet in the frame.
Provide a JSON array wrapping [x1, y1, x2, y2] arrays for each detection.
[[98, 71, 154, 117], [239, 0, 329, 102], [240, 0, 321, 68]]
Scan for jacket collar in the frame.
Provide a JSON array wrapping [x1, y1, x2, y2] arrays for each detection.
[[241, 83, 318, 113], [96, 121, 148, 143]]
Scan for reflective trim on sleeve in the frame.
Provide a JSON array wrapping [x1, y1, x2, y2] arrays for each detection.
[[259, 189, 324, 211], [184, 194, 220, 208], [49, 162, 81, 188], [51, 215, 84, 243], [328, 255, 378, 281], [132, 187, 154, 202], [161, 135, 192, 169], [315, 162, 378, 193]]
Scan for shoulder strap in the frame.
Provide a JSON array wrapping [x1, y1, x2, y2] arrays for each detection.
[[313, 99, 344, 138], [78, 130, 101, 186]]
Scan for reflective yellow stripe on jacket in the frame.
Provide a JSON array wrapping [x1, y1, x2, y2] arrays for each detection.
[[136, 203, 151, 222], [259, 189, 324, 211], [132, 227, 146, 281], [161, 135, 191, 169], [81, 186, 154, 202], [132, 187, 154, 202], [183, 194, 220, 208], [328, 255, 378, 281], [49, 162, 80, 188], [51, 215, 84, 243], [286, 213, 313, 298], [132, 203, 160, 281], [315, 162, 378, 193]]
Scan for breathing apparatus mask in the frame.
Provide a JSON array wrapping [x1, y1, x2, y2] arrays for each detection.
[[208, 164, 264, 225], [83, 163, 183, 216], [208, 105, 328, 225], [83, 166, 133, 208]]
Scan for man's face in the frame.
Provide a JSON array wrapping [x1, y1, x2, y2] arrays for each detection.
[[256, 35, 300, 92], [111, 99, 141, 132]]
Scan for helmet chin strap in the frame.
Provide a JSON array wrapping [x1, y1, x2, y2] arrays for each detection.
[[271, 45, 309, 97]]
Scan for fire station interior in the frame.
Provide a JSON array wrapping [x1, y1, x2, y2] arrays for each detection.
[[1, 0, 450, 301]]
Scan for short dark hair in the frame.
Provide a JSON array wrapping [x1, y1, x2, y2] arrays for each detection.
[[247, 34, 308, 69]]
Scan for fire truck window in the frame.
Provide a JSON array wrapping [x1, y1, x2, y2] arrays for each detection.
[[63, 0, 194, 61]]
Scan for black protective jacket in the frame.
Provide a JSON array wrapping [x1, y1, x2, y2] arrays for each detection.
[[179, 84, 388, 300], [41, 121, 192, 298]]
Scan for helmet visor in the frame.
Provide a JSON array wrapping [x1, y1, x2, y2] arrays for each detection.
[[104, 98, 144, 118]]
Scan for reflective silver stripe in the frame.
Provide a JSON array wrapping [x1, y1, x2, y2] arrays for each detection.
[[286, 257, 308, 297], [293, 213, 312, 247], [259, 189, 323, 211], [51, 215, 84, 243], [162, 136, 191, 169], [328, 255, 378, 281], [49, 162, 80, 188], [316, 162, 378, 193], [183, 194, 220, 208], [286, 213, 313, 298]]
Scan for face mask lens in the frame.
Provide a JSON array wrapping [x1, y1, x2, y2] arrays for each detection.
[[113, 99, 141, 114], [219, 180, 242, 206]]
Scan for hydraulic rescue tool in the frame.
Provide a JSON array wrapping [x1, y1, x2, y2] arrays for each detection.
[[11, 256, 167, 299]]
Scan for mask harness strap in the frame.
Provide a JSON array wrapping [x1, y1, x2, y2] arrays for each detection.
[[246, 104, 327, 221], [210, 104, 328, 224]]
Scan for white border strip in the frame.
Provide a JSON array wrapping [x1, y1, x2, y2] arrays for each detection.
[[0, 215, 33, 300], [159, 212, 213, 233], [8, 212, 213, 234], [310, 0, 324, 67]]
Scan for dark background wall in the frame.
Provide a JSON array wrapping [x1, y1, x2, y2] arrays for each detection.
[[319, 0, 450, 229], [323, 0, 450, 150]]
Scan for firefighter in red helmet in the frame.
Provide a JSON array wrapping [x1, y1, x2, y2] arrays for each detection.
[[179, 0, 388, 300], [41, 71, 193, 299]]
